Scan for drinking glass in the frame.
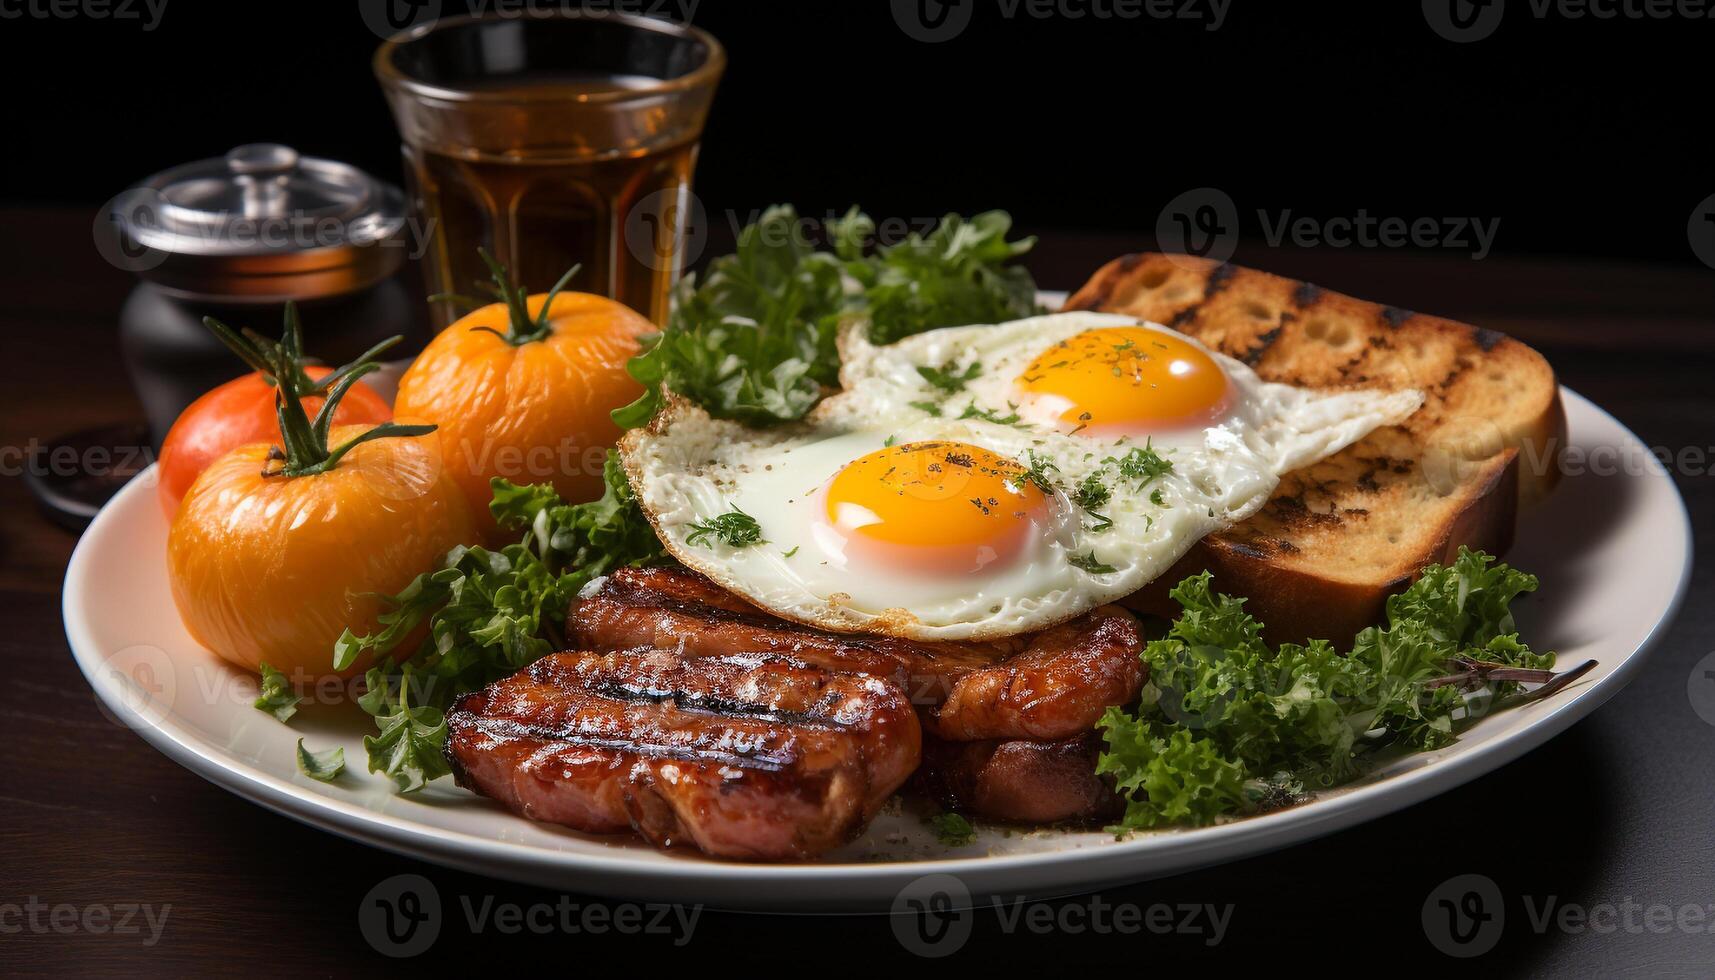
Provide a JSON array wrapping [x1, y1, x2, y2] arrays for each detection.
[[375, 11, 724, 327]]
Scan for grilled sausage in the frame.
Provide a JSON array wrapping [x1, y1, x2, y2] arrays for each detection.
[[573, 567, 1146, 738], [571, 566, 1015, 706], [924, 606, 1146, 741], [445, 647, 921, 861], [916, 734, 1123, 825]]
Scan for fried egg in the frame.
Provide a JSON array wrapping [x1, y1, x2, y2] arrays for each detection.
[[621, 311, 1422, 640]]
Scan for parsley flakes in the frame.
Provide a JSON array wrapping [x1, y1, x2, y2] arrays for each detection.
[[917, 360, 981, 393], [686, 507, 765, 549]]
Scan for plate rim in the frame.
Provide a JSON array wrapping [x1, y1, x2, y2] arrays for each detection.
[[62, 386, 1694, 907]]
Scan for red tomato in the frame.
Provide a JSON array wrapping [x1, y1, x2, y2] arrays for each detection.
[[156, 366, 392, 515]]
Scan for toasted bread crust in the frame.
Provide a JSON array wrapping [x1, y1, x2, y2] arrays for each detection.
[[1067, 254, 1564, 643]]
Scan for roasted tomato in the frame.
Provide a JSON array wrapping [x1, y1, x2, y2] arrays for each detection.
[[167, 307, 472, 680], [156, 318, 395, 516], [394, 252, 654, 535]]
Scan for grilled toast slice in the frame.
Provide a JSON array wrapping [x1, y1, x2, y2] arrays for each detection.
[[1064, 254, 1565, 644]]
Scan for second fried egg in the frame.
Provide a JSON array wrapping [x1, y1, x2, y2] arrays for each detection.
[[620, 312, 1421, 640]]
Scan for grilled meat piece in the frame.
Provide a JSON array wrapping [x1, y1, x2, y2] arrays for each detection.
[[925, 607, 1145, 741], [916, 733, 1122, 825], [572, 567, 1146, 739], [571, 565, 1014, 706], [445, 646, 921, 861]]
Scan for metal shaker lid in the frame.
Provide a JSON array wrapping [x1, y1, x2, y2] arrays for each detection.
[[112, 144, 408, 302]]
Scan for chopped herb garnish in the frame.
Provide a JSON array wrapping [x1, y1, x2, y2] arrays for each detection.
[[1106, 440, 1173, 488], [1150, 487, 1166, 506], [686, 507, 765, 549], [927, 811, 977, 847], [295, 739, 345, 782], [782, 545, 800, 558], [917, 360, 982, 393], [1074, 473, 1114, 531], [959, 402, 1025, 427], [909, 400, 943, 417], [1008, 450, 1059, 495], [1073, 473, 1110, 510], [254, 662, 303, 723], [1069, 551, 1118, 574], [359, 664, 451, 793]]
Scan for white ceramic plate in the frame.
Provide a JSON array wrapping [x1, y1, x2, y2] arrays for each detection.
[[64, 388, 1690, 911]]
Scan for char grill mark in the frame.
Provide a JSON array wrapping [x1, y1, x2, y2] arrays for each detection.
[[446, 647, 922, 861]]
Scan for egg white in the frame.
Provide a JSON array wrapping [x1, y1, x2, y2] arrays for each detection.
[[621, 312, 1422, 640]]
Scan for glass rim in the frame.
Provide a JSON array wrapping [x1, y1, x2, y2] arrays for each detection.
[[372, 10, 725, 106]]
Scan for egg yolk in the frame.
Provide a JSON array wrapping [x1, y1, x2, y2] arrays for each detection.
[[1017, 326, 1232, 436], [821, 441, 1049, 575]]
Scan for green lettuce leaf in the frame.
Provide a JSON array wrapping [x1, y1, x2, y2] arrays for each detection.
[[295, 739, 345, 782], [253, 662, 303, 723], [613, 205, 1039, 428], [1100, 549, 1553, 830], [334, 451, 667, 793]]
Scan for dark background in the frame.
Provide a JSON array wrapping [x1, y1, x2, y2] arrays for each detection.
[[3, 3, 1714, 977], [0, 0, 1708, 269]]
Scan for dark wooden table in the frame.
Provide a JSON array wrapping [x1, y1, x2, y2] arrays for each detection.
[[3, 208, 1711, 975]]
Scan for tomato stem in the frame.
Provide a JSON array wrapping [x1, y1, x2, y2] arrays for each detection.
[[228, 303, 435, 478], [428, 248, 580, 347], [202, 309, 403, 398]]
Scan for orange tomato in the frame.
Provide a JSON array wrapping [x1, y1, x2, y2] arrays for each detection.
[[167, 422, 473, 679], [395, 290, 654, 535], [157, 366, 392, 515]]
